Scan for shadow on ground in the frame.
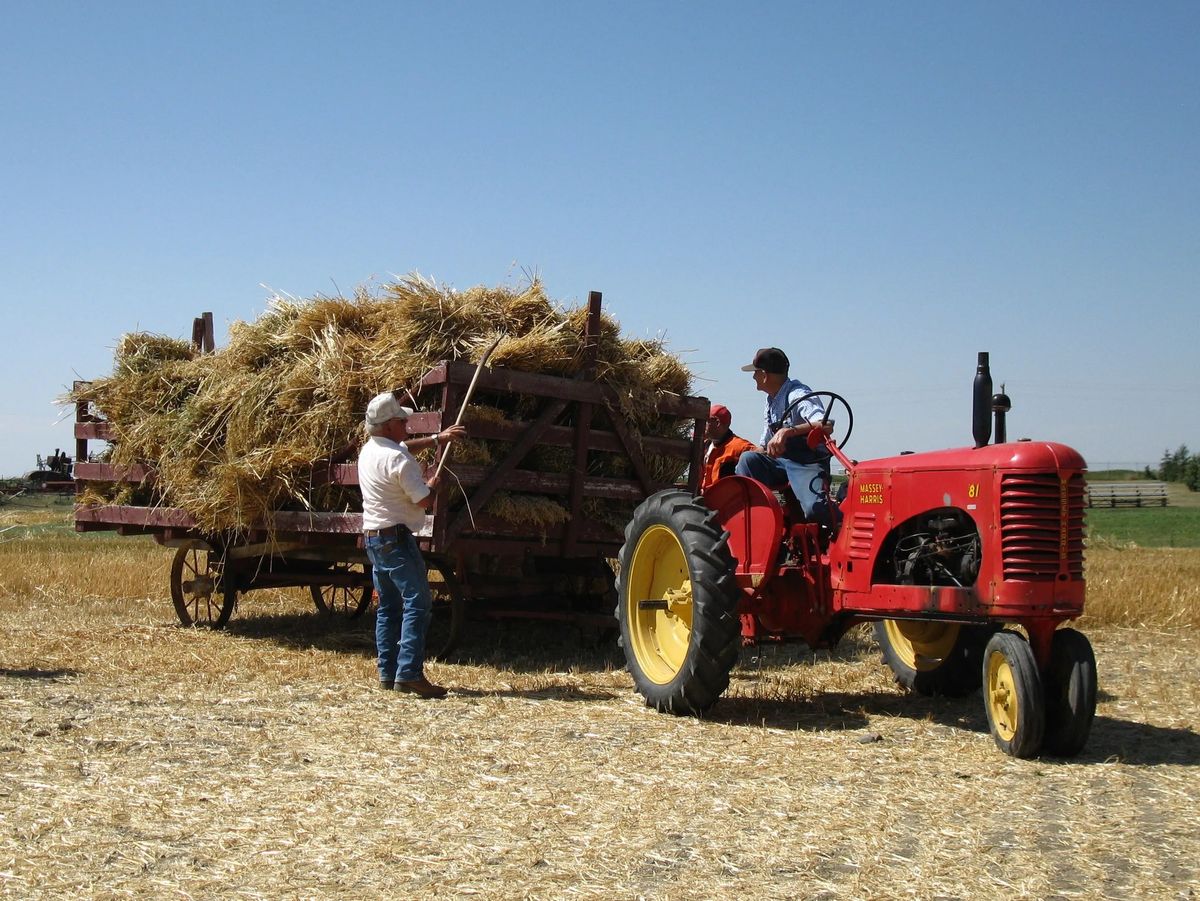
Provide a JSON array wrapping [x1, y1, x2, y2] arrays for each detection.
[[222, 612, 1200, 763], [226, 610, 625, 671], [1084, 716, 1200, 766], [0, 667, 80, 680], [699, 690, 1200, 763], [226, 611, 377, 656]]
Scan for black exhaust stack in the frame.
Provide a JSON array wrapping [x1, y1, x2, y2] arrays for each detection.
[[973, 352, 992, 448]]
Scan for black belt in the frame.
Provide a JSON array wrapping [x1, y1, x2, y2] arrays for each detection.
[[363, 524, 411, 537]]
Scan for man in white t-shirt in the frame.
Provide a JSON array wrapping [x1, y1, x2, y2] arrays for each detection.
[[358, 391, 467, 697]]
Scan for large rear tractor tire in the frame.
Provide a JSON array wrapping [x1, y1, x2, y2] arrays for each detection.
[[1043, 628, 1097, 757], [616, 490, 741, 715], [874, 620, 996, 697], [982, 630, 1045, 758]]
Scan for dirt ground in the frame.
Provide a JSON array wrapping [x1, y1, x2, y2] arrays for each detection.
[[1, 578, 1197, 900]]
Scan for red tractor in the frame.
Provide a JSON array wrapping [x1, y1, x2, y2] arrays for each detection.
[[616, 354, 1096, 759]]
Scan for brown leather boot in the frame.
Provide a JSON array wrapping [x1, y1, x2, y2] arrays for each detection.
[[395, 676, 448, 699]]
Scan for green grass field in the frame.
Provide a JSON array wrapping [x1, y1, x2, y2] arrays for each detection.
[[1084, 477, 1200, 548], [1087, 506, 1200, 548]]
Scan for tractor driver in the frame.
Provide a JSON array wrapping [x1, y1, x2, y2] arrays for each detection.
[[734, 347, 833, 520]]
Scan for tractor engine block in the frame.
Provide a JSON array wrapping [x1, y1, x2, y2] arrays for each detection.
[[883, 508, 981, 588]]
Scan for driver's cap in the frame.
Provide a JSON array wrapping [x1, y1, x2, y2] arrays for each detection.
[[740, 347, 789, 374]]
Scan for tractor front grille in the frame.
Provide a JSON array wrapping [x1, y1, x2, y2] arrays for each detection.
[[999, 472, 1086, 581]]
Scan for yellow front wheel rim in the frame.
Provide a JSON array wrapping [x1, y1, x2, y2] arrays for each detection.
[[625, 524, 694, 684], [986, 652, 1019, 742]]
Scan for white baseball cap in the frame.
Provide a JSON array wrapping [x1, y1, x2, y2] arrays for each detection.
[[365, 392, 413, 426]]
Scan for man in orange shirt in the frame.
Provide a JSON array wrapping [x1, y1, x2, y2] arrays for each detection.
[[700, 403, 757, 491]]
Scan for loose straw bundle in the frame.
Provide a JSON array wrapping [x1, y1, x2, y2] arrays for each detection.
[[69, 275, 695, 534]]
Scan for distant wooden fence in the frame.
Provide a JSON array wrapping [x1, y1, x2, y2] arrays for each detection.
[[1086, 481, 1169, 508]]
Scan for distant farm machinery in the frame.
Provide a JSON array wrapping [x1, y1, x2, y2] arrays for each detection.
[[19, 449, 74, 492]]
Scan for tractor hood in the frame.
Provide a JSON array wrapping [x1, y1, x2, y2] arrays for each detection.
[[854, 441, 1086, 476]]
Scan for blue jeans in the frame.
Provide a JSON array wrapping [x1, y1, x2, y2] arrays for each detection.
[[365, 530, 432, 683], [734, 452, 829, 519]]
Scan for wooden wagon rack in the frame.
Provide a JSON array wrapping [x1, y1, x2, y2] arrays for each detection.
[[69, 292, 710, 646]]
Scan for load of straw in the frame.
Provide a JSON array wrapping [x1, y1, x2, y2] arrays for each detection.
[[70, 275, 695, 534]]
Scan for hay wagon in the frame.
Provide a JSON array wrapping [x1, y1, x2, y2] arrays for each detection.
[[71, 295, 709, 655]]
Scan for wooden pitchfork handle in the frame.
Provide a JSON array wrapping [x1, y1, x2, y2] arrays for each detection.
[[433, 334, 504, 479]]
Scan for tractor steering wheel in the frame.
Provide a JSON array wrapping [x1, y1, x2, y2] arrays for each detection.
[[780, 391, 854, 451]]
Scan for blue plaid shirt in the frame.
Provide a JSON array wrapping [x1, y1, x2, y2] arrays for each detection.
[[762, 377, 828, 463]]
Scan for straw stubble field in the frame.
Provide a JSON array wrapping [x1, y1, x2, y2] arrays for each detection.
[[1, 501, 1198, 899]]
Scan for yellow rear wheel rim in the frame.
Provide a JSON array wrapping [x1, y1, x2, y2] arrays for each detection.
[[986, 651, 1019, 742], [625, 524, 694, 684], [883, 620, 961, 672]]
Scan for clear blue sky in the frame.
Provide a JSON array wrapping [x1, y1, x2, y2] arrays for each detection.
[[3, 1, 1197, 478]]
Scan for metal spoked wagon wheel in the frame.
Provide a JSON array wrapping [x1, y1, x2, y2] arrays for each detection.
[[874, 620, 997, 697], [170, 539, 235, 629], [982, 629, 1045, 758], [616, 489, 742, 715], [1043, 627, 1097, 758], [424, 554, 466, 660], [310, 562, 373, 618]]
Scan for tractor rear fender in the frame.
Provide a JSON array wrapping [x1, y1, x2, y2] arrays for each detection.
[[702, 476, 786, 593]]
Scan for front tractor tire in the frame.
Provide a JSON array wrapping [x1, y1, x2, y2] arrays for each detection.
[[1043, 628, 1097, 757], [617, 490, 741, 715], [982, 630, 1046, 758], [874, 620, 996, 697]]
